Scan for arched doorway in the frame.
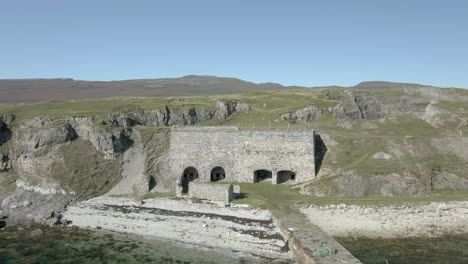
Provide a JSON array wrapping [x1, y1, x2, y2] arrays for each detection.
[[277, 170, 296, 184], [254, 170, 272, 183], [210, 166, 225, 182], [181, 167, 198, 193]]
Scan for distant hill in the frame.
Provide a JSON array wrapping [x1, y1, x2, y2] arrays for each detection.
[[352, 81, 430, 90], [0, 76, 445, 103], [0, 75, 288, 103]]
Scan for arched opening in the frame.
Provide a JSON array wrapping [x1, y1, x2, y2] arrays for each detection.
[[148, 175, 156, 192], [254, 170, 272, 183], [277, 170, 296, 184], [210, 166, 226, 182], [181, 167, 198, 193]]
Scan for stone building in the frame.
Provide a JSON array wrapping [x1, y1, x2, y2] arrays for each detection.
[[169, 126, 316, 193]]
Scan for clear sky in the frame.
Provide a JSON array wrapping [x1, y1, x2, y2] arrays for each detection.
[[1, 0, 467, 87]]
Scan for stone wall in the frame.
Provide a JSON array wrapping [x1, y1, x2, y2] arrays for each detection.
[[188, 182, 233, 205], [168, 126, 315, 185]]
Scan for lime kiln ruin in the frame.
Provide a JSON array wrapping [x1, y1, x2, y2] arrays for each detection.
[[168, 126, 316, 192]]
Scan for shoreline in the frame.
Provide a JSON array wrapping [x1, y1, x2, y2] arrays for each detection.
[[62, 196, 293, 263], [299, 201, 468, 239]]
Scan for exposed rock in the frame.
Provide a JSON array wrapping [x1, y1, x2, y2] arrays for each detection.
[[431, 137, 468, 161], [281, 105, 322, 123], [331, 95, 384, 120], [30, 228, 43, 236], [235, 102, 251, 112], [372, 152, 393, 160], [353, 95, 384, 119], [14, 117, 77, 158], [0, 152, 11, 172], [0, 188, 76, 226], [433, 172, 468, 190], [0, 114, 15, 125], [331, 104, 362, 120], [95, 101, 250, 128], [422, 102, 442, 126], [214, 100, 232, 119], [67, 117, 133, 158]]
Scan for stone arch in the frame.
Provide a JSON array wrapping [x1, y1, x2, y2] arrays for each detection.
[[210, 166, 226, 182], [277, 170, 296, 184], [181, 167, 198, 193], [254, 169, 272, 183]]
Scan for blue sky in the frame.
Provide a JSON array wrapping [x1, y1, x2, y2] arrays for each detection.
[[1, 0, 467, 87]]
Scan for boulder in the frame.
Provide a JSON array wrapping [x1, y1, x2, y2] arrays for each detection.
[[372, 152, 393, 160], [30, 228, 43, 236]]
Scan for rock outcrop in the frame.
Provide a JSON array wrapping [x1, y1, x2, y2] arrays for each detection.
[[98, 100, 250, 128], [67, 117, 133, 158], [0, 153, 11, 172], [281, 105, 322, 123], [0, 114, 14, 146]]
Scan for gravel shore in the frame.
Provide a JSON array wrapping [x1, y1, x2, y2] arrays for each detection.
[[300, 201, 468, 238], [63, 197, 292, 262]]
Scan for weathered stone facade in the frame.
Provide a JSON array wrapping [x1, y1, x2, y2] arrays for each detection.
[[188, 182, 234, 205], [168, 127, 315, 186]]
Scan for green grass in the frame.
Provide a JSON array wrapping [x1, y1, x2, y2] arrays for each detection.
[[141, 192, 175, 200], [0, 96, 217, 123], [52, 139, 122, 198], [134, 126, 170, 143], [230, 182, 468, 212]]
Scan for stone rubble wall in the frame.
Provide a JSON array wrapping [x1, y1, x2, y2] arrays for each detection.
[[169, 127, 315, 184], [188, 182, 233, 205]]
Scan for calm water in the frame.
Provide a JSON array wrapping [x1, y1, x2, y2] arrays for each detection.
[[336, 234, 468, 264], [0, 227, 261, 264]]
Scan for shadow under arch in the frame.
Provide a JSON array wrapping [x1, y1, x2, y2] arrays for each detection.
[[253, 169, 272, 183], [181, 167, 198, 193], [277, 170, 296, 184], [210, 166, 226, 181]]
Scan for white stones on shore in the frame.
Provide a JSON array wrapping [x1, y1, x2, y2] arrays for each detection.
[[300, 201, 468, 238], [63, 197, 291, 262]]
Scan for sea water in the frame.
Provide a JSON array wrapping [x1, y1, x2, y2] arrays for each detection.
[[336, 234, 468, 264]]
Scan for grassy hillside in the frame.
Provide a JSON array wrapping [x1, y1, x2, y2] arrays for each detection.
[[1, 85, 467, 198]]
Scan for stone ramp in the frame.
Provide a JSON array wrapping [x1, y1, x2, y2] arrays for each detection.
[[271, 207, 362, 264]]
